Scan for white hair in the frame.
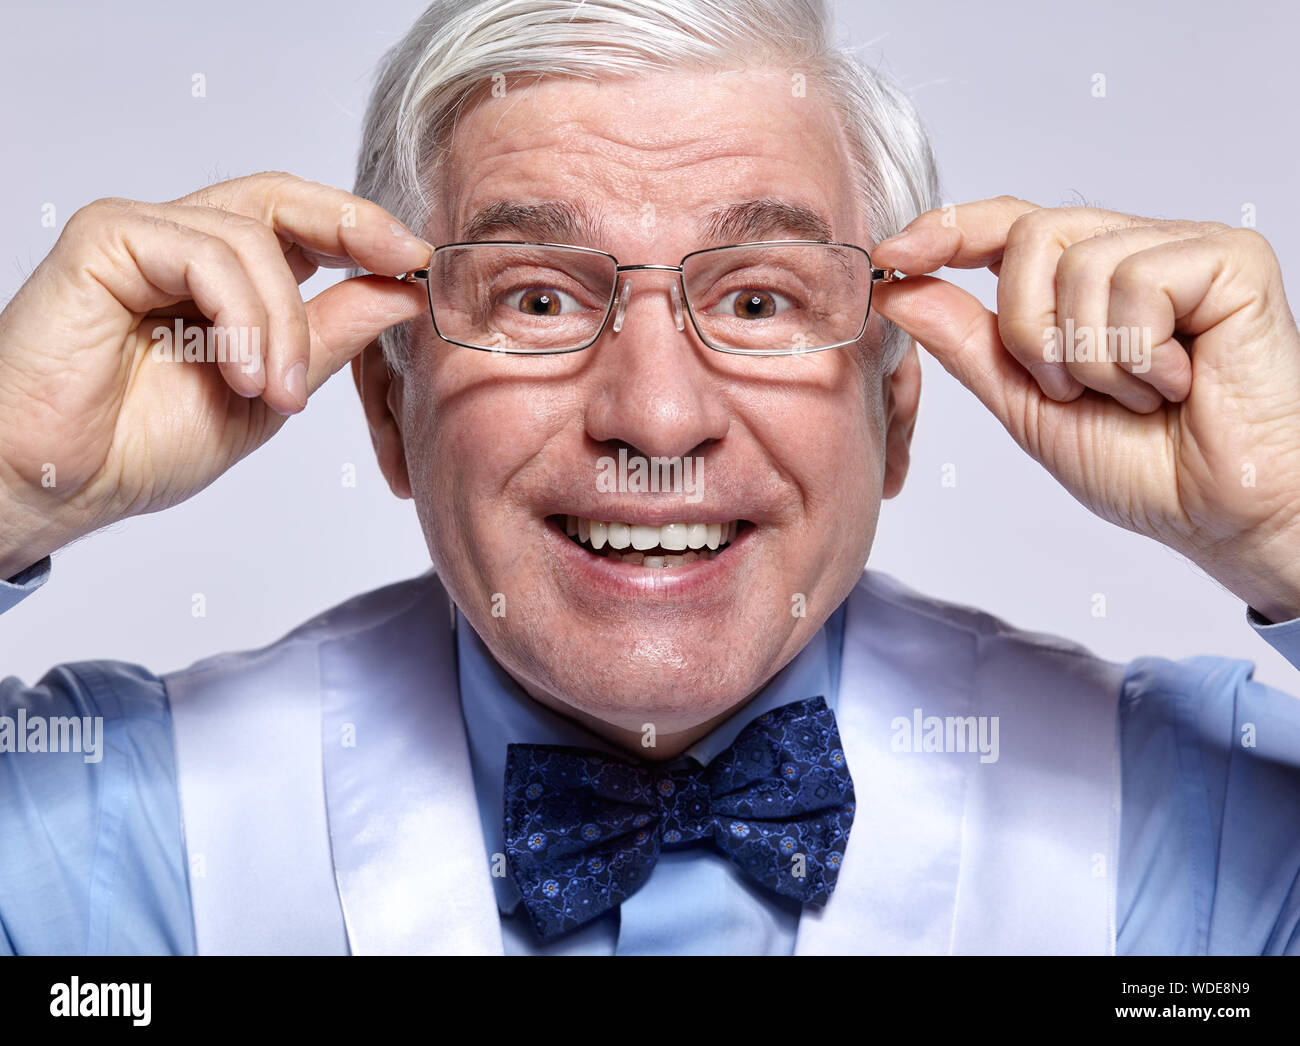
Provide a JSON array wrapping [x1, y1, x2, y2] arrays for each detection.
[[354, 0, 940, 373]]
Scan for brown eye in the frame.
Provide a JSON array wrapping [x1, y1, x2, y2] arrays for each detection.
[[517, 288, 563, 315], [732, 290, 776, 318], [703, 285, 797, 322]]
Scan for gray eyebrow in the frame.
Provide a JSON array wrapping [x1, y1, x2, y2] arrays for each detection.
[[700, 198, 834, 244], [458, 196, 834, 248], [458, 200, 604, 244]]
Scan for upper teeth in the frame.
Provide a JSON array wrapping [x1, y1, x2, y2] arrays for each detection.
[[564, 516, 737, 551]]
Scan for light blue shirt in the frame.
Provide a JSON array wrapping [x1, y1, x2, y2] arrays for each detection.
[[3, 556, 1300, 954]]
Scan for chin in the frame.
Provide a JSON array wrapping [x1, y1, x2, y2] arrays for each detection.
[[503, 612, 784, 735]]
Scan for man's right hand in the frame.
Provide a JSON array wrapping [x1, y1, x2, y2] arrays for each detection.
[[0, 171, 431, 579]]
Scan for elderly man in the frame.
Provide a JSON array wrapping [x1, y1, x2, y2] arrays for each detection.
[[2, 0, 1299, 956]]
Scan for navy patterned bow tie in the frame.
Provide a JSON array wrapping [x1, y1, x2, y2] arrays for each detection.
[[503, 696, 855, 940]]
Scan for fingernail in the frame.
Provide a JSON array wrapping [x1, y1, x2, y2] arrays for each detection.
[[877, 228, 913, 247], [1029, 362, 1072, 400], [284, 361, 307, 408], [1122, 387, 1165, 414], [390, 222, 432, 250], [240, 347, 266, 392]]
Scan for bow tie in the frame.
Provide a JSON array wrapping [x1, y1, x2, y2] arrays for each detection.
[[503, 696, 856, 940]]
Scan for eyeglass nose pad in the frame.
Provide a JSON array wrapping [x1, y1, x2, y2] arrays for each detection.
[[669, 282, 685, 332], [611, 277, 633, 334]]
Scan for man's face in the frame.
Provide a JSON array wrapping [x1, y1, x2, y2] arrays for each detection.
[[370, 67, 919, 755]]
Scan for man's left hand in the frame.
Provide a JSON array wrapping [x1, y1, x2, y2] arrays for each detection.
[[871, 197, 1300, 622]]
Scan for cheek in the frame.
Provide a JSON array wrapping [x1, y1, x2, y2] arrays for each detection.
[[398, 364, 552, 567], [393, 359, 471, 565], [834, 356, 887, 474], [824, 366, 887, 549]]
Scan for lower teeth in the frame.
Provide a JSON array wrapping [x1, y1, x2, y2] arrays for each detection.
[[574, 541, 726, 568], [614, 548, 720, 568]]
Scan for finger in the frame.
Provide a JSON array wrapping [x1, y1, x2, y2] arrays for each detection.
[[145, 202, 313, 413], [282, 242, 320, 285], [871, 276, 1042, 449], [170, 171, 432, 278], [301, 276, 427, 396], [1054, 225, 1204, 409], [873, 200, 1156, 403], [1109, 229, 1294, 395], [72, 204, 272, 398], [996, 209, 1165, 402], [870, 196, 1042, 274]]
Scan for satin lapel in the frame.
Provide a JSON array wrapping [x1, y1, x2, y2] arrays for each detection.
[[794, 575, 974, 954], [947, 635, 1121, 954], [795, 573, 1121, 955], [167, 642, 350, 955], [319, 573, 503, 955]]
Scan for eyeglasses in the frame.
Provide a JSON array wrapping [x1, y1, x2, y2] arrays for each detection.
[[395, 240, 900, 357]]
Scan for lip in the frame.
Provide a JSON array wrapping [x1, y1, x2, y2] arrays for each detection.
[[545, 506, 753, 527], [543, 514, 754, 605]]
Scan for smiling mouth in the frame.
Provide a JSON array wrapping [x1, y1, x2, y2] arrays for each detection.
[[549, 514, 750, 569]]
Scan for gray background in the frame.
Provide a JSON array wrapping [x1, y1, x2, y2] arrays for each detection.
[[3, 0, 1298, 689]]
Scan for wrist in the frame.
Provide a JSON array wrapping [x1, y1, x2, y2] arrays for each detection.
[[1192, 523, 1300, 625], [0, 477, 90, 581], [0, 514, 66, 580]]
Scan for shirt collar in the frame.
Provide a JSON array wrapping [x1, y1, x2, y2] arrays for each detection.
[[456, 601, 848, 913]]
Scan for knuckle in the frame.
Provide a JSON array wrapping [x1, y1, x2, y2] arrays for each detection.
[[1091, 216, 1149, 241], [1054, 243, 1094, 286], [997, 313, 1048, 359], [1006, 206, 1050, 246], [185, 206, 289, 264], [252, 169, 300, 184], [187, 228, 240, 267], [210, 207, 277, 244], [1223, 225, 1273, 253], [198, 204, 255, 231], [1109, 253, 1155, 295], [66, 197, 131, 231], [245, 170, 309, 198], [224, 169, 298, 193], [1140, 218, 1198, 239]]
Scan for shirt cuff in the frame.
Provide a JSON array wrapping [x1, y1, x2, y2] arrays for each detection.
[[1247, 602, 1300, 669], [0, 556, 51, 614]]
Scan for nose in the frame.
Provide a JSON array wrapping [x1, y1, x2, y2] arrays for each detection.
[[583, 268, 730, 461]]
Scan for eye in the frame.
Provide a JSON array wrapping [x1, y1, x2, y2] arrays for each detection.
[[508, 285, 582, 316], [711, 288, 794, 319]]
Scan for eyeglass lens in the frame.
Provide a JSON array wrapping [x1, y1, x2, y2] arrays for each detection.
[[427, 242, 872, 354]]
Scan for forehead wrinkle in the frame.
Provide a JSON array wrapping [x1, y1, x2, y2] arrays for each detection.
[[439, 79, 860, 246], [464, 92, 823, 181]]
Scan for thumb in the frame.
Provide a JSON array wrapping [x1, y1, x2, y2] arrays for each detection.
[[303, 275, 427, 394], [873, 275, 1041, 446]]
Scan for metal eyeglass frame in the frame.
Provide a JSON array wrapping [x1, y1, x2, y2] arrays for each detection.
[[394, 238, 902, 357]]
